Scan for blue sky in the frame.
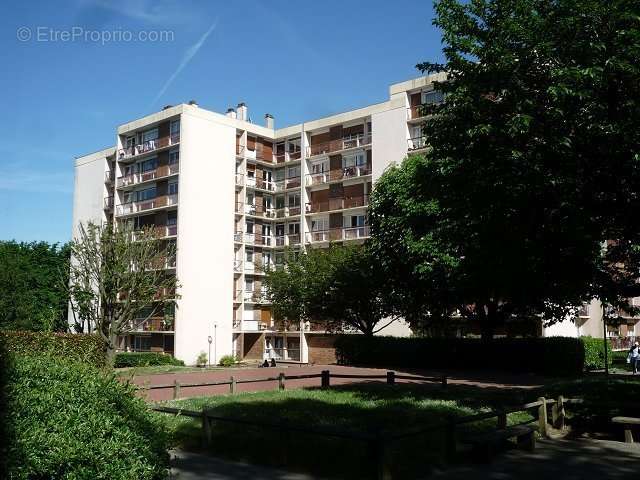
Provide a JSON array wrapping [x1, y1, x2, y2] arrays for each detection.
[[0, 0, 442, 244]]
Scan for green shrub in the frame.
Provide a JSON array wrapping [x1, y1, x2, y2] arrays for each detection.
[[335, 335, 585, 376], [581, 336, 613, 370], [114, 352, 184, 368], [196, 351, 208, 367], [4, 355, 169, 479], [0, 330, 106, 368], [218, 354, 236, 367]]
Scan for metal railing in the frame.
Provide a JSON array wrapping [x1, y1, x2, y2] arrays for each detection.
[[118, 133, 180, 160], [104, 196, 114, 209], [306, 226, 370, 243], [115, 194, 178, 216], [305, 166, 371, 186], [117, 162, 180, 188], [307, 133, 372, 157], [305, 195, 369, 214], [408, 136, 427, 151]]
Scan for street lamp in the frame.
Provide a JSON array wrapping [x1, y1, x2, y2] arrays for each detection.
[[207, 336, 213, 368], [213, 323, 218, 366]]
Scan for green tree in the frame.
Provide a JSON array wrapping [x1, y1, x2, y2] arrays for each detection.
[[68, 222, 179, 365], [371, 0, 640, 338], [264, 245, 398, 336], [0, 241, 70, 331]]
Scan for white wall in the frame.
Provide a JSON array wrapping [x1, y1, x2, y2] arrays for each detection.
[[174, 110, 235, 364], [371, 106, 408, 182]]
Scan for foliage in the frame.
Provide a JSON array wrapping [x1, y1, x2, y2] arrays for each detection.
[[0, 330, 106, 368], [4, 355, 169, 479], [196, 351, 208, 367], [581, 336, 613, 371], [264, 245, 398, 335], [218, 354, 236, 367], [335, 335, 585, 376], [114, 352, 184, 368], [0, 241, 70, 332], [68, 222, 179, 365], [371, 0, 640, 337]]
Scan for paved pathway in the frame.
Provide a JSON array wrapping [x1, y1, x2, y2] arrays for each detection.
[[132, 364, 546, 401]]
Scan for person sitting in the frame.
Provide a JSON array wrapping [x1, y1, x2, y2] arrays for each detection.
[[270, 358, 277, 367], [260, 359, 269, 368], [628, 342, 640, 374]]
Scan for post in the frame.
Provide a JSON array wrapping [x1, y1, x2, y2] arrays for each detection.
[[497, 410, 507, 430], [441, 375, 448, 389], [602, 304, 609, 376], [230, 376, 236, 394], [538, 397, 548, 437], [367, 429, 387, 480], [202, 410, 212, 447], [321, 369, 330, 388], [444, 415, 456, 463], [386, 371, 395, 385], [555, 395, 565, 430], [173, 379, 181, 400], [278, 372, 286, 391]]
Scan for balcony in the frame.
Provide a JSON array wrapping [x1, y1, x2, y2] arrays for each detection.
[[305, 195, 369, 214], [234, 289, 243, 302], [105, 171, 115, 183], [149, 255, 176, 270], [307, 133, 371, 157], [305, 166, 371, 186], [115, 194, 178, 216], [233, 259, 243, 273], [408, 136, 427, 151], [306, 226, 370, 243], [104, 196, 114, 210], [234, 232, 273, 246], [235, 173, 244, 187], [244, 291, 268, 304], [246, 177, 276, 192], [244, 204, 277, 219], [118, 133, 180, 160], [117, 162, 179, 188], [407, 104, 433, 121], [274, 151, 302, 164], [134, 316, 174, 332], [274, 233, 301, 247]]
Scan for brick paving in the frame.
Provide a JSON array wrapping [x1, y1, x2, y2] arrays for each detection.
[[130, 364, 546, 402]]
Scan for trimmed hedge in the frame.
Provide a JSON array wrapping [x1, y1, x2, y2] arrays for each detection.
[[0, 330, 106, 368], [335, 335, 585, 376], [4, 354, 169, 479], [582, 336, 613, 370], [114, 352, 184, 368]]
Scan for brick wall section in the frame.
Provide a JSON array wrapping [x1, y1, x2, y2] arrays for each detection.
[[307, 334, 337, 364], [243, 333, 264, 360]]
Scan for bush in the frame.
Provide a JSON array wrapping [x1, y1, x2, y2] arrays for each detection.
[[335, 335, 585, 376], [114, 352, 184, 368], [218, 354, 236, 367], [582, 336, 613, 370], [4, 355, 169, 479], [0, 330, 106, 368], [196, 351, 208, 367]]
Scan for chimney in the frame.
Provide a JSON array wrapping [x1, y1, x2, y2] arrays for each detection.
[[265, 113, 274, 129], [188, 99, 198, 107], [237, 102, 247, 121], [226, 108, 236, 119]]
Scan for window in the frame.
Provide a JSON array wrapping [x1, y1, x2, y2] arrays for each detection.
[[169, 149, 179, 164], [422, 90, 444, 105], [170, 120, 180, 135], [246, 248, 254, 263], [142, 128, 158, 142], [246, 221, 254, 234], [167, 211, 177, 225], [140, 158, 157, 172], [137, 187, 156, 202], [347, 215, 366, 227], [311, 160, 328, 174], [245, 278, 254, 292], [287, 166, 300, 179], [275, 196, 285, 210], [275, 223, 285, 236], [134, 335, 151, 351], [263, 251, 272, 268], [288, 138, 301, 154], [312, 217, 328, 232], [287, 193, 300, 207], [168, 182, 178, 195], [343, 153, 365, 168], [274, 168, 285, 182], [288, 222, 300, 235]]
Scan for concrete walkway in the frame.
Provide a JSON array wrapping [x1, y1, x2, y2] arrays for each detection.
[[433, 438, 640, 480], [169, 450, 321, 480]]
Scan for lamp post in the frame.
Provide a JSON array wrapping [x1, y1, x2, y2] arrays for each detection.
[[213, 323, 218, 367], [207, 336, 212, 368], [602, 302, 609, 377]]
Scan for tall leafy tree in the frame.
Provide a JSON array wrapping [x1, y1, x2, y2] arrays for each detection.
[[264, 245, 398, 336], [0, 241, 70, 331], [68, 222, 179, 364], [371, 0, 640, 337]]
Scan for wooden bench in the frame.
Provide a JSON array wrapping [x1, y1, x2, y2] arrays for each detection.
[[464, 425, 536, 461], [612, 416, 640, 443]]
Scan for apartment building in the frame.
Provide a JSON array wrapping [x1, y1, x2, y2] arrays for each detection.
[[73, 72, 635, 363]]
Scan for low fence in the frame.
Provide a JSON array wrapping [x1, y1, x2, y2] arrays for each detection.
[[141, 369, 448, 400], [153, 393, 576, 480]]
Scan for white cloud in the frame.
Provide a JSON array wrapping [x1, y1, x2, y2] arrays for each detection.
[[151, 18, 219, 106]]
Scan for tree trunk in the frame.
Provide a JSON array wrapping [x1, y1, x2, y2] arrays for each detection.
[[105, 334, 118, 368], [478, 301, 498, 341]]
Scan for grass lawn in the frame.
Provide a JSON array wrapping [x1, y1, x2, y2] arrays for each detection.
[[155, 384, 535, 478], [115, 362, 259, 378]]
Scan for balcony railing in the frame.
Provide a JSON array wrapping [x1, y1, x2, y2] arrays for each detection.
[[234, 289, 243, 302], [274, 151, 302, 164], [408, 136, 427, 151], [233, 259, 243, 273], [134, 316, 175, 332], [235, 173, 244, 187], [243, 291, 268, 303], [407, 104, 433, 120], [306, 226, 370, 243], [105, 171, 115, 183], [234, 232, 273, 246], [244, 204, 277, 219], [307, 133, 372, 157], [274, 234, 301, 247], [305, 166, 371, 186], [305, 195, 369, 214], [104, 196, 114, 209], [118, 133, 180, 160], [237, 145, 302, 164], [246, 177, 276, 192], [115, 194, 178, 216], [117, 162, 179, 188]]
